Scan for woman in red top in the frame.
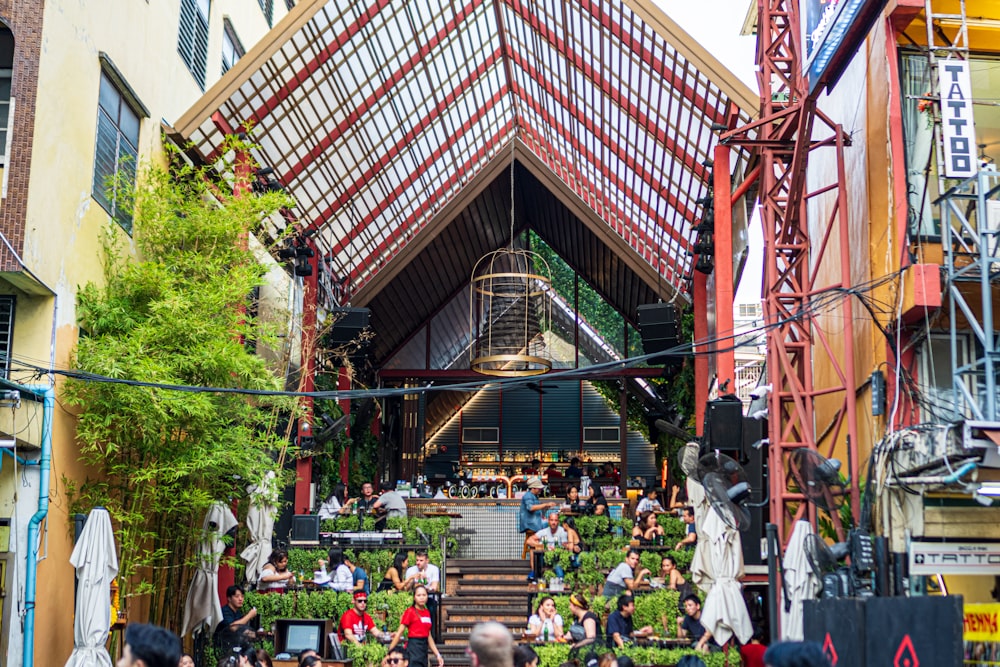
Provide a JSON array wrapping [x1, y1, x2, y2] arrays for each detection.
[[387, 585, 443, 667]]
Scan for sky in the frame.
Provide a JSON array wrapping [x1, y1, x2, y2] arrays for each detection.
[[653, 0, 765, 305]]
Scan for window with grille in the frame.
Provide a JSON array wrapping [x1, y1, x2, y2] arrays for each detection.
[[462, 427, 499, 444], [221, 19, 245, 75], [0, 28, 14, 166], [583, 427, 619, 443], [0, 296, 15, 379], [178, 0, 210, 89], [92, 71, 140, 233], [258, 0, 274, 27], [737, 303, 761, 319]]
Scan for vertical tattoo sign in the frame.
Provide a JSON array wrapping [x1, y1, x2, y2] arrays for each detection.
[[939, 60, 976, 178]]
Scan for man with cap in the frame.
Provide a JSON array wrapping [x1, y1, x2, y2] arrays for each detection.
[[339, 590, 390, 645], [518, 476, 558, 559]]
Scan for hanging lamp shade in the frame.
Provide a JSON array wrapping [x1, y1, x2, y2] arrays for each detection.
[[470, 247, 552, 376]]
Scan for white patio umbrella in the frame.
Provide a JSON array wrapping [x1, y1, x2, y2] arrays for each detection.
[[65, 507, 119, 667], [781, 520, 820, 640], [181, 502, 238, 637], [240, 472, 277, 586], [699, 506, 753, 647]]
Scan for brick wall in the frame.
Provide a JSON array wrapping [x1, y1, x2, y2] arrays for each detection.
[[0, 1, 42, 273]]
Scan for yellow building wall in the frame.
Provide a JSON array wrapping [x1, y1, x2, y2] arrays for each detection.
[[9, 1, 292, 665]]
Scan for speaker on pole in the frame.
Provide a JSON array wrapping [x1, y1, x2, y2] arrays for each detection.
[[703, 397, 743, 452], [637, 303, 679, 363]]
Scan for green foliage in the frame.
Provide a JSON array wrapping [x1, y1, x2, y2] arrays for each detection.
[[345, 641, 388, 667], [62, 136, 298, 613]]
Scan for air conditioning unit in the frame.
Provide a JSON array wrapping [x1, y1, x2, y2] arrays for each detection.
[[962, 421, 1000, 468]]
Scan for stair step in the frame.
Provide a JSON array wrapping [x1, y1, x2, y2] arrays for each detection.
[[444, 607, 529, 622]]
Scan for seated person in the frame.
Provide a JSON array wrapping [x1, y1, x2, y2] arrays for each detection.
[[603, 550, 650, 597], [634, 487, 663, 516], [528, 510, 568, 551], [631, 511, 664, 545], [372, 480, 408, 529], [544, 463, 563, 479], [404, 550, 440, 592], [345, 554, 370, 594], [215, 585, 257, 652], [523, 459, 542, 475], [677, 594, 716, 653], [317, 547, 355, 591], [674, 507, 697, 551], [378, 551, 417, 592], [564, 486, 591, 514], [562, 517, 584, 557], [355, 482, 379, 515], [339, 591, 390, 644], [589, 487, 609, 516], [528, 596, 564, 641], [659, 555, 687, 590], [258, 550, 295, 592], [600, 463, 620, 486], [318, 482, 353, 520], [565, 457, 584, 479], [605, 595, 653, 648]]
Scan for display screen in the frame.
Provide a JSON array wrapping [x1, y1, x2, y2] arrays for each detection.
[[284, 623, 322, 654]]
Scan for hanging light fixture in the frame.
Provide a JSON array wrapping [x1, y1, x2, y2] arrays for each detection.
[[469, 146, 552, 377]]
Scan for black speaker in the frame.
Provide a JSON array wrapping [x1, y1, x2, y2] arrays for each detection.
[[325, 307, 370, 347], [803, 598, 866, 666], [740, 417, 767, 565], [636, 304, 679, 360], [290, 514, 320, 546], [803, 596, 963, 666], [704, 398, 743, 452], [865, 596, 962, 666]]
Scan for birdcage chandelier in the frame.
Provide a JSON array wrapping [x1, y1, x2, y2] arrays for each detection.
[[469, 151, 552, 377]]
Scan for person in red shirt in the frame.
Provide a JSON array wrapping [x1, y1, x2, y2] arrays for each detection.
[[339, 591, 389, 645], [387, 585, 443, 667], [739, 626, 767, 667]]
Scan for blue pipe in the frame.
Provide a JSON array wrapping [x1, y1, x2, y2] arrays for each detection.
[[942, 461, 978, 484], [22, 384, 52, 667]]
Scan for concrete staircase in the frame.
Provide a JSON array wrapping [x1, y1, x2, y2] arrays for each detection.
[[438, 559, 532, 666]]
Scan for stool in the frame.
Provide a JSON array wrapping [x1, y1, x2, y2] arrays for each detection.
[[522, 530, 535, 559]]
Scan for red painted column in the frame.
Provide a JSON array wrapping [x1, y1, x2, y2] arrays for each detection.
[[693, 272, 709, 437], [294, 248, 319, 514], [713, 145, 736, 391]]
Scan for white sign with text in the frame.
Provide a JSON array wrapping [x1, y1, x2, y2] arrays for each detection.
[[910, 541, 1000, 575], [939, 60, 977, 178]]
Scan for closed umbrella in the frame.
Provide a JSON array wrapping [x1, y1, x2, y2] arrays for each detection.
[[699, 507, 753, 647], [182, 502, 238, 637], [688, 478, 714, 593], [65, 507, 118, 667], [240, 472, 277, 586], [781, 520, 820, 640]]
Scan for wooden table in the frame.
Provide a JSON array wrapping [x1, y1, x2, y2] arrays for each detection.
[[422, 511, 462, 518], [274, 660, 352, 667]]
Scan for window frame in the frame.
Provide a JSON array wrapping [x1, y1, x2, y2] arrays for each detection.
[[178, 0, 211, 89], [221, 18, 245, 75], [917, 331, 974, 422], [92, 67, 144, 233], [583, 426, 620, 444]]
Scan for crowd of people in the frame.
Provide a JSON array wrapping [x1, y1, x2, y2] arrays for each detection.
[[118, 619, 831, 667]]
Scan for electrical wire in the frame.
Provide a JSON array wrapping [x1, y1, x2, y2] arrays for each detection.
[[7, 266, 903, 402]]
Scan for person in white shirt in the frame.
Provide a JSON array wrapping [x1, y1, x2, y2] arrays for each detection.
[[318, 483, 353, 520], [603, 549, 649, 597], [527, 511, 568, 550], [322, 547, 355, 592], [404, 550, 440, 592], [634, 487, 663, 517]]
